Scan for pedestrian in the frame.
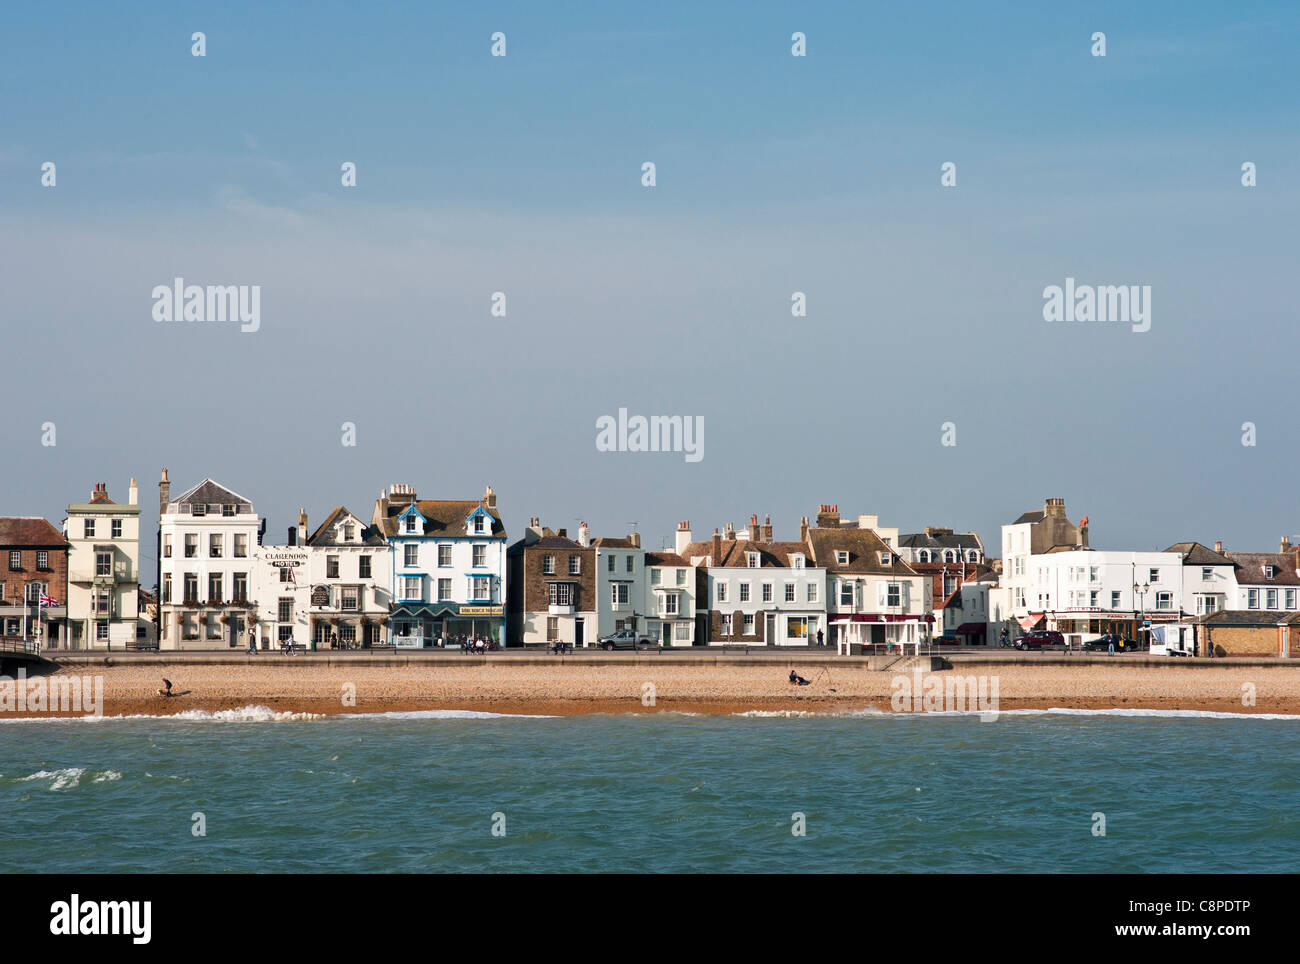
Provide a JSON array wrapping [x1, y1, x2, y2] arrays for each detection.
[[1108, 633, 1115, 656], [816, 628, 824, 648]]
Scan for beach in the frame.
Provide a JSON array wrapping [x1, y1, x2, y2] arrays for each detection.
[[4, 653, 1299, 718]]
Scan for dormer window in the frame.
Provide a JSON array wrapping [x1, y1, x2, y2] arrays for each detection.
[[943, 550, 955, 563], [474, 516, 485, 534], [343, 524, 355, 541], [880, 552, 892, 565], [222, 504, 235, 517], [836, 551, 849, 565], [918, 550, 930, 563], [192, 503, 207, 517], [967, 550, 978, 562], [1265, 565, 1276, 579], [404, 516, 416, 533], [746, 552, 760, 568], [791, 554, 805, 569]]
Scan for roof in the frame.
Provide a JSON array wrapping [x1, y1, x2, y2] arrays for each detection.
[[0, 517, 69, 547], [807, 527, 919, 576], [378, 498, 506, 540], [681, 538, 816, 569], [898, 532, 981, 551], [170, 478, 253, 509], [1224, 552, 1300, 586], [645, 551, 689, 567], [306, 506, 386, 547], [1195, 610, 1300, 627], [1164, 542, 1236, 567], [1012, 510, 1046, 525], [593, 537, 638, 549]]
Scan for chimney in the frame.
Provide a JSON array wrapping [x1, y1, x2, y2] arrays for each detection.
[[557, 528, 567, 539], [748, 514, 759, 540], [577, 522, 590, 547], [287, 527, 297, 546], [799, 515, 810, 544], [628, 532, 641, 549], [1214, 541, 1223, 553], [129, 478, 138, 506], [158, 468, 171, 514], [1080, 522, 1089, 549], [858, 514, 879, 531], [712, 528, 722, 564], [762, 514, 773, 543], [298, 508, 308, 545], [816, 504, 840, 528], [925, 526, 954, 538], [1044, 498, 1066, 519], [724, 521, 736, 541], [1282, 536, 1291, 554], [676, 521, 692, 556]]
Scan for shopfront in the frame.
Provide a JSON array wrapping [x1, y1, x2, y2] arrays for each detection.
[[389, 602, 505, 648]]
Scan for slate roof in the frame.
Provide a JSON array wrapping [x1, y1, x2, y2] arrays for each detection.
[[898, 532, 981, 551], [1194, 610, 1300, 626], [1164, 542, 1237, 567], [0, 517, 69, 547], [681, 538, 815, 569], [593, 537, 638, 549], [307, 506, 386, 547], [1224, 552, 1300, 586], [808, 527, 919, 576], [378, 499, 506, 539], [170, 478, 253, 508], [1013, 510, 1046, 525]]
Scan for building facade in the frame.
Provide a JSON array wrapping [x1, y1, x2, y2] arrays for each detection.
[[65, 479, 143, 650], [507, 520, 597, 647], [0, 517, 69, 648]]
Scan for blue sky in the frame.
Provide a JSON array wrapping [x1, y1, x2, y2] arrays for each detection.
[[2, 1, 1298, 572]]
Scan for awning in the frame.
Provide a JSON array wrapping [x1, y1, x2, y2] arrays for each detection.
[[1019, 613, 1046, 630], [829, 613, 929, 623], [955, 623, 985, 635]]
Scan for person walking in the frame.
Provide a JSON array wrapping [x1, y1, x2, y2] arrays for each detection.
[[1108, 633, 1115, 656]]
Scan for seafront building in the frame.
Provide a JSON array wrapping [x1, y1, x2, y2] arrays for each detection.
[[507, 520, 598, 647], [156, 471, 264, 650], [373, 483, 507, 647], [0, 516, 69, 647], [64, 479, 144, 649]]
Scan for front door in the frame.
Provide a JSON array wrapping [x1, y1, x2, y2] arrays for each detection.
[[766, 614, 775, 646], [661, 622, 670, 645], [575, 618, 585, 647]]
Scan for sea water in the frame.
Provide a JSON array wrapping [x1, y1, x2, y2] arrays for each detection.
[[2, 709, 1297, 873]]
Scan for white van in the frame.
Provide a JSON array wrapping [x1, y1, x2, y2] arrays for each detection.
[[1148, 624, 1195, 657]]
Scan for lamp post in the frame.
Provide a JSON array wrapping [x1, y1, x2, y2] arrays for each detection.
[[1133, 582, 1149, 647]]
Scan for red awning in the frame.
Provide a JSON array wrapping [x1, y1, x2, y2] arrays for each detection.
[[955, 623, 985, 635], [1019, 613, 1045, 630]]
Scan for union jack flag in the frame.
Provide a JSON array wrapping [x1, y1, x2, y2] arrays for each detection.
[[39, 593, 60, 607]]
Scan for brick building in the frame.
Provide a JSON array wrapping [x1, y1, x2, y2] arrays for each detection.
[[0, 517, 70, 647]]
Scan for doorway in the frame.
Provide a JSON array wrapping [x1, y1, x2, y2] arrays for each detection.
[[575, 618, 585, 648]]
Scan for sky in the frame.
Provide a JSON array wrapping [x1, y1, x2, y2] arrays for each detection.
[[2, 1, 1298, 582]]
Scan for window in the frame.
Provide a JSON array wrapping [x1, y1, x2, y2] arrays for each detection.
[[96, 622, 110, 642], [7, 551, 18, 570], [836, 551, 849, 565], [471, 577, 491, 600], [162, 574, 172, 604], [184, 534, 198, 558], [807, 582, 818, 603], [84, 520, 95, 538], [1264, 566, 1276, 579], [1111, 590, 1121, 608], [676, 569, 686, 586], [880, 552, 892, 566], [96, 551, 111, 577], [840, 581, 854, 606], [887, 584, 902, 607], [93, 591, 110, 614], [612, 584, 629, 606], [543, 555, 555, 575], [326, 555, 339, 579], [209, 533, 222, 558], [650, 568, 660, 585], [967, 550, 979, 562], [403, 577, 422, 601], [163, 534, 172, 558], [1089, 567, 1099, 583], [36, 551, 49, 571], [280, 567, 293, 583], [1201, 568, 1213, 581], [234, 534, 247, 558], [549, 583, 572, 607], [359, 555, 371, 578], [209, 573, 223, 603], [607, 555, 615, 573], [743, 613, 755, 635], [762, 582, 773, 603], [474, 515, 485, 533], [192, 503, 207, 517], [233, 572, 248, 602], [626, 555, 634, 573], [278, 597, 293, 623], [716, 582, 728, 604], [721, 613, 732, 636], [569, 555, 581, 576], [439, 545, 452, 567], [184, 573, 198, 602], [1248, 589, 1260, 609], [791, 554, 805, 569], [547, 617, 559, 642], [786, 617, 807, 641], [746, 552, 760, 568], [340, 623, 356, 645], [918, 550, 931, 563], [342, 524, 354, 541], [1149, 569, 1159, 583], [1266, 589, 1278, 609], [222, 504, 235, 517], [664, 593, 679, 615], [1156, 592, 1173, 610], [341, 587, 358, 611], [404, 545, 419, 567], [438, 578, 452, 602], [111, 519, 123, 539], [1285, 589, 1297, 609], [405, 515, 416, 533], [473, 544, 486, 567], [784, 583, 795, 602]]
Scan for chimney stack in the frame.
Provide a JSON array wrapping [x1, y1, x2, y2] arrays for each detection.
[[577, 522, 590, 547], [628, 531, 641, 549], [762, 514, 773, 543], [724, 521, 736, 541], [1214, 541, 1223, 553], [712, 528, 722, 564], [158, 468, 171, 514], [1282, 536, 1291, 554], [816, 504, 840, 528], [799, 515, 810, 544], [676, 521, 692, 556], [1044, 498, 1066, 519], [484, 484, 497, 509], [129, 478, 138, 506], [298, 508, 308, 545]]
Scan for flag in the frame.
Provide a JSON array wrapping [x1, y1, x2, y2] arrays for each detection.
[[40, 593, 60, 607]]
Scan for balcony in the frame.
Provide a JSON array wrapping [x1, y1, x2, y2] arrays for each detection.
[[548, 604, 575, 615]]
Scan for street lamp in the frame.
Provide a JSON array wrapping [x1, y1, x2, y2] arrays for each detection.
[[1133, 582, 1149, 646]]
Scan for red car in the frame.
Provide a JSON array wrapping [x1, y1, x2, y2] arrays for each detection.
[[1016, 630, 1064, 651]]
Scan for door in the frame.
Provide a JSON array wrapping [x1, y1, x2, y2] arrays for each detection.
[[765, 614, 775, 646], [574, 618, 585, 647], [661, 622, 670, 646]]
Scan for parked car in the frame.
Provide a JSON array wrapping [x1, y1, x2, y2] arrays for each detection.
[[933, 634, 960, 646], [1083, 633, 1135, 653], [596, 628, 660, 651], [1016, 630, 1065, 650]]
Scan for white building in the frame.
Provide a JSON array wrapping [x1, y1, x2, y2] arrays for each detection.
[[157, 471, 263, 650], [645, 537, 699, 647], [594, 534, 645, 640], [64, 479, 144, 650]]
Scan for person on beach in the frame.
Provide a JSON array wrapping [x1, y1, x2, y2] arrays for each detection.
[[158, 678, 174, 697], [789, 670, 810, 686]]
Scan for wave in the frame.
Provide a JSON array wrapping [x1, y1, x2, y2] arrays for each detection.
[[731, 706, 1300, 721], [338, 709, 557, 720], [16, 768, 121, 790]]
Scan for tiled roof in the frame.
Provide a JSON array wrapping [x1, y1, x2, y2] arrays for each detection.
[[1164, 542, 1236, 567], [681, 539, 814, 569], [899, 532, 981, 551], [593, 537, 638, 549], [1195, 610, 1300, 626], [808, 527, 918, 576], [1013, 511, 1046, 525], [171, 478, 253, 507], [1225, 552, 1300, 586], [0, 517, 69, 547], [379, 499, 506, 539], [307, 506, 386, 547], [645, 551, 689, 566]]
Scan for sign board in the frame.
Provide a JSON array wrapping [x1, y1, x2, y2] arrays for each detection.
[[262, 550, 308, 568], [459, 605, 503, 616], [311, 586, 330, 607]]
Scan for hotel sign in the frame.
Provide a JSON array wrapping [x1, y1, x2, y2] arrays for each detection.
[[459, 605, 503, 616], [262, 550, 308, 568]]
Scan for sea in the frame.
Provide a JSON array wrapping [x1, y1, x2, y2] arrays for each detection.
[[3, 707, 1298, 873]]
